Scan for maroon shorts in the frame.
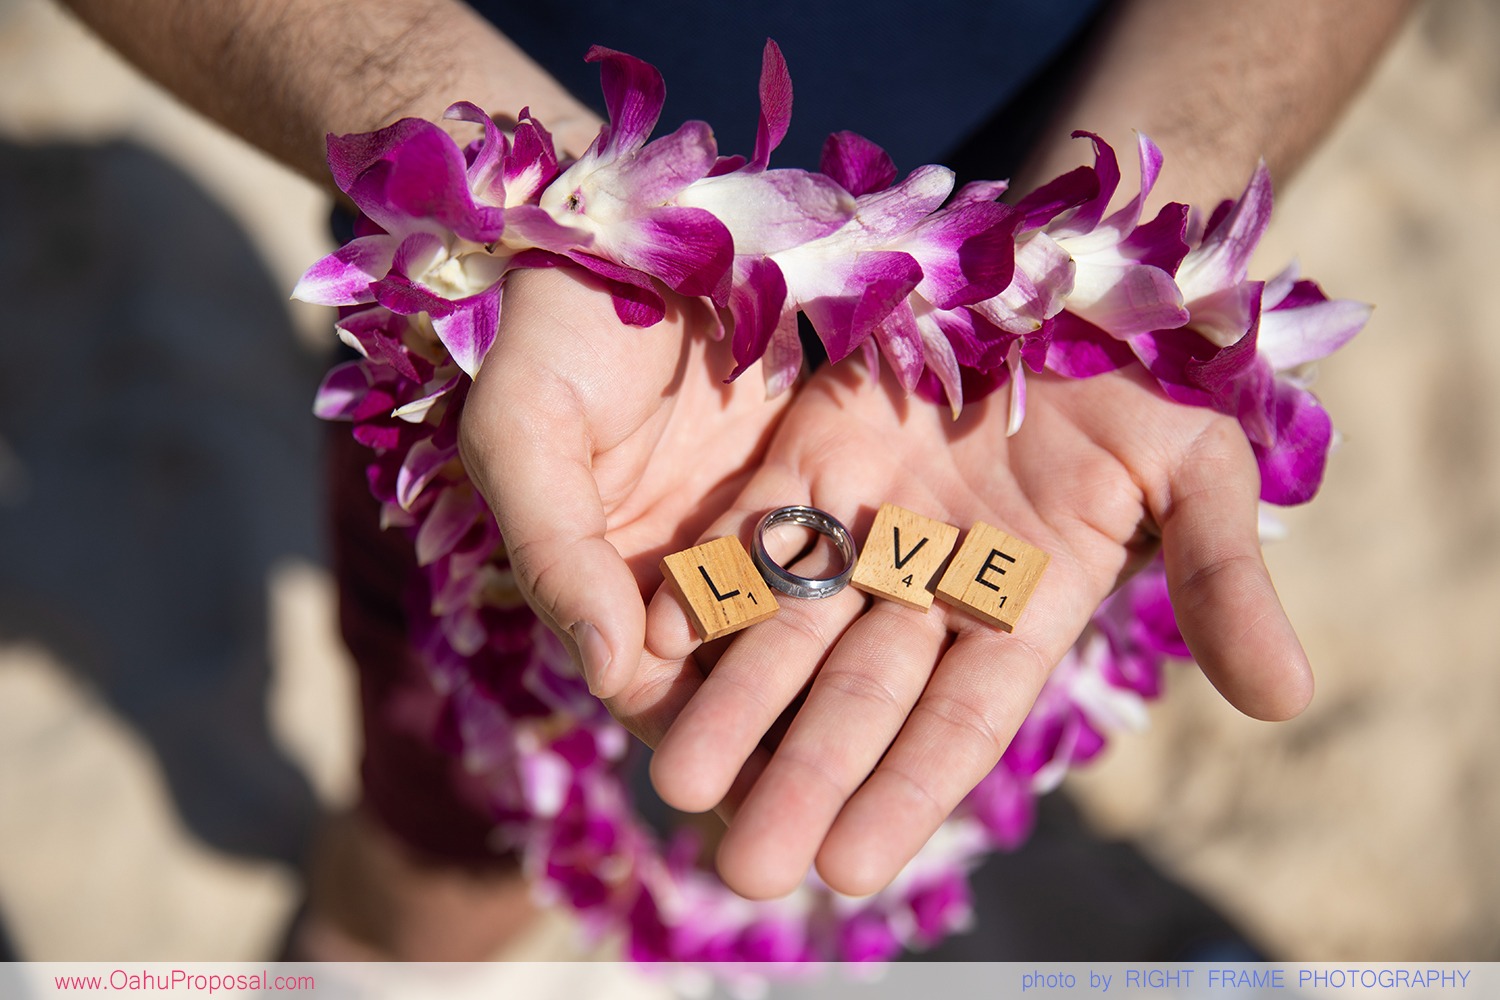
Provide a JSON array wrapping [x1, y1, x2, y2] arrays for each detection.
[[327, 429, 510, 868]]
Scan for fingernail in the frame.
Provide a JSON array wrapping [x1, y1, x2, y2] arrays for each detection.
[[570, 621, 613, 696]]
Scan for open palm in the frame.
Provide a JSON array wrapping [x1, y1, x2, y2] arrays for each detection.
[[610, 358, 1312, 899], [458, 267, 790, 696]]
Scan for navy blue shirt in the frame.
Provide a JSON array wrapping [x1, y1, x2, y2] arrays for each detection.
[[474, 1, 1105, 171]]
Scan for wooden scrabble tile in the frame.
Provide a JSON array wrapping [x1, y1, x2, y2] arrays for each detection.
[[935, 522, 1050, 632], [850, 503, 961, 611], [660, 536, 780, 642]]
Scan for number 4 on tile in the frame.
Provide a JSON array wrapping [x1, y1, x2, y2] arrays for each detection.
[[850, 504, 961, 612]]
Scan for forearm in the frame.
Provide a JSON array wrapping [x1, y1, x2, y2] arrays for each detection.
[[57, 0, 601, 185], [1020, 0, 1416, 208]]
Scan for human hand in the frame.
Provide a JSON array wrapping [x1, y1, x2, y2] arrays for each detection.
[[610, 359, 1311, 899], [457, 266, 789, 697]]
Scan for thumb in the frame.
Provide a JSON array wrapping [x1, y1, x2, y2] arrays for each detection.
[[458, 342, 645, 700], [1157, 424, 1314, 721]]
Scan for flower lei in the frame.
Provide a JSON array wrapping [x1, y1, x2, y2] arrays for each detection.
[[296, 42, 1368, 963]]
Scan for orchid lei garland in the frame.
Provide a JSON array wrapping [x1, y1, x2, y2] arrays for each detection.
[[297, 42, 1369, 963]]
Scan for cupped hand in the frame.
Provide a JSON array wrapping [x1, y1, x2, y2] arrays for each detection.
[[610, 359, 1311, 899], [457, 266, 790, 697]]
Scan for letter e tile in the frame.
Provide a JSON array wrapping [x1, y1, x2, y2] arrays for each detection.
[[850, 503, 961, 611], [661, 536, 780, 641], [935, 522, 1049, 632]]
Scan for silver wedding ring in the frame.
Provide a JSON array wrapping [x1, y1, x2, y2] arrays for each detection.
[[752, 505, 857, 600]]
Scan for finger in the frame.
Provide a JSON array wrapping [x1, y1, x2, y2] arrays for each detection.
[[814, 547, 1105, 896], [459, 339, 644, 700], [639, 479, 864, 809], [648, 526, 868, 814], [606, 497, 789, 756], [711, 601, 948, 899], [607, 643, 774, 825], [1158, 423, 1313, 721]]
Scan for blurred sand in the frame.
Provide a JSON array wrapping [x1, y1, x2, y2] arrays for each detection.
[[1, 0, 1496, 962]]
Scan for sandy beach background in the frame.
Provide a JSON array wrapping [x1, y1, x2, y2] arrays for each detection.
[[1, 0, 1496, 962]]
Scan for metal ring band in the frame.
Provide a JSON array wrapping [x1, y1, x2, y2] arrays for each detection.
[[751, 505, 857, 600]]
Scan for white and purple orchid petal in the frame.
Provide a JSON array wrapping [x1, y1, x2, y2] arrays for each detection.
[[502, 204, 594, 251], [973, 232, 1074, 334], [1262, 261, 1301, 308], [928, 302, 986, 366], [1020, 329, 1050, 373], [1256, 381, 1333, 505], [374, 272, 456, 318], [337, 119, 506, 244], [707, 153, 748, 177], [431, 282, 502, 377], [564, 252, 667, 326], [839, 911, 903, 963], [761, 309, 804, 397], [312, 360, 375, 421], [676, 169, 855, 256], [819, 130, 898, 196], [1178, 302, 1277, 446], [873, 302, 925, 393], [445, 101, 507, 204], [598, 206, 733, 298], [899, 201, 1019, 309], [853, 164, 955, 234], [354, 414, 402, 452], [951, 178, 1010, 208], [604, 120, 718, 209], [504, 108, 560, 205], [391, 231, 447, 279], [396, 435, 459, 511], [585, 45, 666, 160], [506, 247, 571, 272], [392, 372, 462, 422], [1046, 131, 1120, 240], [335, 306, 425, 382], [415, 484, 486, 567], [964, 766, 1035, 850], [1126, 327, 1218, 407], [803, 250, 923, 363], [1175, 162, 1273, 300], [1185, 298, 1262, 395], [1005, 340, 1028, 436], [293, 235, 397, 305], [1258, 284, 1370, 371], [1194, 198, 1233, 247], [1188, 280, 1263, 350], [728, 256, 789, 380], [1112, 201, 1190, 273], [1197, 345, 1277, 448], [1258, 505, 1289, 543], [911, 299, 965, 416], [1093, 132, 1165, 242], [327, 118, 430, 196], [1043, 311, 1136, 378], [1067, 259, 1188, 338], [939, 306, 1014, 369], [1012, 164, 1097, 233], [751, 40, 793, 169]]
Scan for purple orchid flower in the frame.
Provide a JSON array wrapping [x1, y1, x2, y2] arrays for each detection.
[[953, 132, 1191, 433], [1129, 166, 1369, 502], [745, 133, 1018, 398], [533, 46, 733, 308], [292, 115, 535, 377], [671, 42, 858, 388]]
